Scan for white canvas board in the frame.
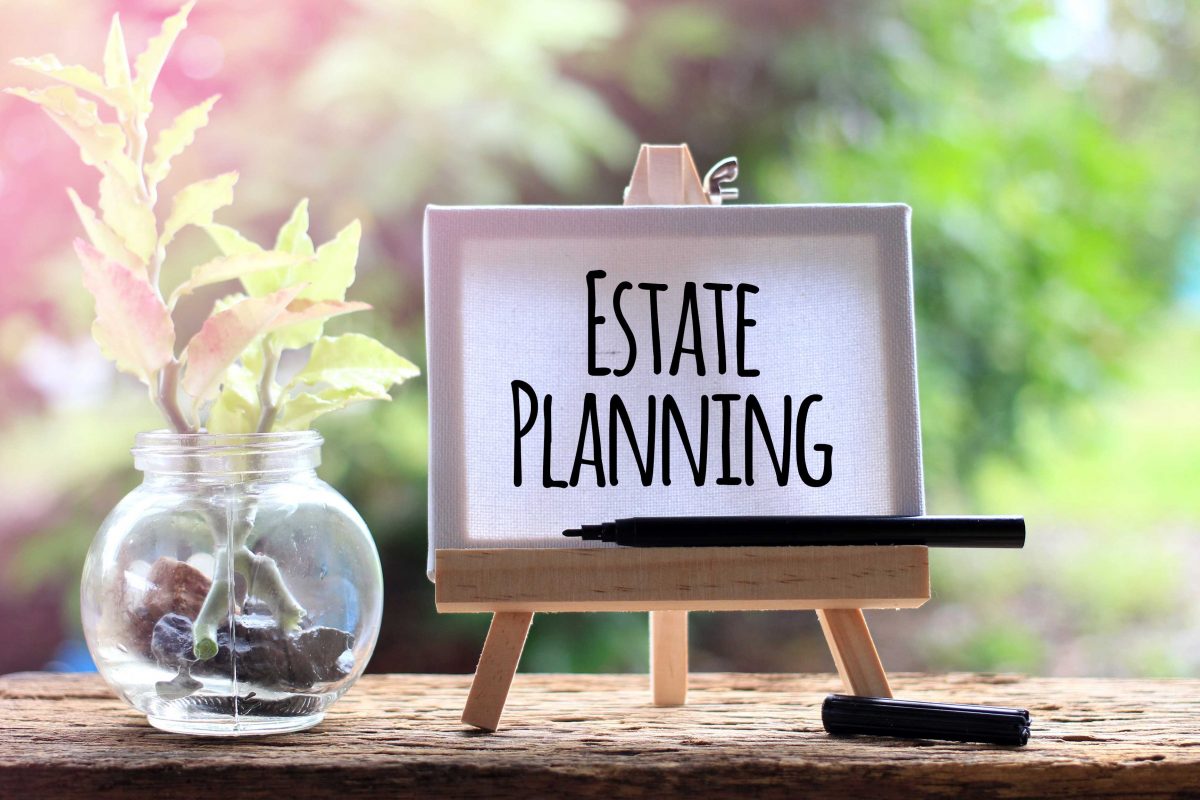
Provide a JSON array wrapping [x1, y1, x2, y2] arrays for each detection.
[[423, 205, 924, 578]]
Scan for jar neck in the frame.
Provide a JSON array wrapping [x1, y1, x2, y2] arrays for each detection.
[[133, 431, 322, 483]]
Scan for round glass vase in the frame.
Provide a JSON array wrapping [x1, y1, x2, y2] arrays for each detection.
[[81, 431, 383, 736]]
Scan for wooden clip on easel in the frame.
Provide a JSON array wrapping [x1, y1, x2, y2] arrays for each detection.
[[434, 144, 930, 732]]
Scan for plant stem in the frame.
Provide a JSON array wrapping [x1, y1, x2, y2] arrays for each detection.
[[256, 340, 282, 433], [192, 491, 307, 661], [121, 96, 167, 285], [156, 360, 195, 433]]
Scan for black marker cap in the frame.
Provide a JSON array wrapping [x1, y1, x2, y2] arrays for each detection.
[[821, 694, 1031, 746]]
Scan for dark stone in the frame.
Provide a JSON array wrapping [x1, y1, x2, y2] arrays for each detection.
[[191, 613, 355, 691], [150, 613, 197, 669], [293, 627, 356, 684], [212, 613, 292, 686]]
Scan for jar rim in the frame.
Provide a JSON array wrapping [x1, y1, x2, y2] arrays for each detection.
[[134, 430, 322, 450], [132, 430, 323, 475]]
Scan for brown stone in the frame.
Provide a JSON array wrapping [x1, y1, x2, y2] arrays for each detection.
[[125, 557, 211, 649]]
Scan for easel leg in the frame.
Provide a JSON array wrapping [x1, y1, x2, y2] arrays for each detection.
[[816, 608, 892, 698], [650, 609, 688, 706], [462, 611, 534, 731]]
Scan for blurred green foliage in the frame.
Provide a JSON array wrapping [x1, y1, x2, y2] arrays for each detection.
[[0, 0, 1197, 676]]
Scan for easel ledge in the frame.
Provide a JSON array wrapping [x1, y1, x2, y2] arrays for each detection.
[[438, 543, 929, 731], [437, 144, 927, 732], [435, 546, 930, 612]]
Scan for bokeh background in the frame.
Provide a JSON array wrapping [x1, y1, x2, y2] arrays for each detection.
[[1, 0, 1197, 677]]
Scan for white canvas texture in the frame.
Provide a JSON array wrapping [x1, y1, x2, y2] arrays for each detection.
[[424, 205, 924, 578]]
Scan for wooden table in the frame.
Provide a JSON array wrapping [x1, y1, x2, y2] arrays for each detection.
[[3, 672, 1198, 798]]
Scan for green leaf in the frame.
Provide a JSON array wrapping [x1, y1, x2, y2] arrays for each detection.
[[103, 14, 133, 95], [238, 264, 284, 296], [66, 188, 140, 270], [263, 219, 362, 347], [203, 223, 262, 257], [145, 94, 220, 188], [9, 55, 123, 109], [74, 239, 174, 386], [275, 198, 315, 256], [241, 340, 265, 376], [267, 299, 371, 349], [302, 219, 361, 300], [160, 171, 238, 248], [98, 172, 157, 264], [5, 86, 133, 179], [211, 292, 248, 314], [133, 1, 195, 110], [275, 386, 390, 431], [243, 217, 359, 299], [240, 199, 314, 297], [8, 87, 151, 261], [290, 333, 419, 395], [206, 359, 260, 434], [180, 285, 301, 405], [169, 251, 311, 308]]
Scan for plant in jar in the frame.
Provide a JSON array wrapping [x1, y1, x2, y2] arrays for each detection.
[[7, 1, 417, 733]]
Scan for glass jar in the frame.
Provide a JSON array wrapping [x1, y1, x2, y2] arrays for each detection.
[[81, 431, 383, 736]]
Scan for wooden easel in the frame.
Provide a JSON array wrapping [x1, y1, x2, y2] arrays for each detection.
[[436, 144, 930, 732]]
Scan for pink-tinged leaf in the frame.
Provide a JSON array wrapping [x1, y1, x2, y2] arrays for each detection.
[[180, 286, 302, 404], [75, 240, 174, 385], [168, 251, 311, 309], [67, 188, 140, 270], [267, 299, 372, 335]]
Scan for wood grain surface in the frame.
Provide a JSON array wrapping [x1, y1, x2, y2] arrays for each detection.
[[435, 546, 930, 612], [3, 672, 1200, 798]]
